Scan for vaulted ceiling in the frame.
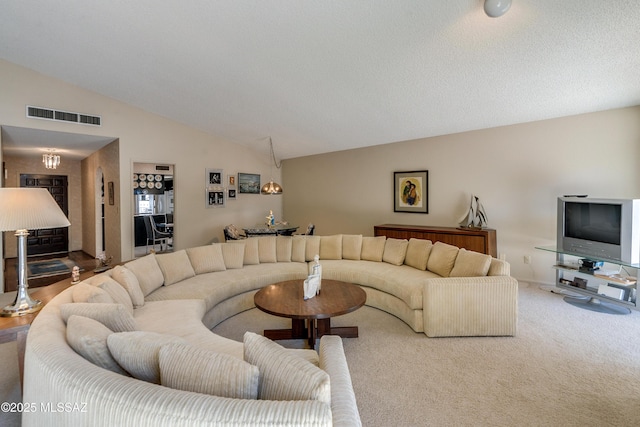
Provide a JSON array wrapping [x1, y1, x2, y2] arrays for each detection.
[[1, 1, 639, 159]]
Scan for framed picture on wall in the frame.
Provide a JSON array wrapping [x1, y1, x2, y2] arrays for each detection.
[[394, 170, 428, 213], [206, 189, 225, 208], [228, 188, 237, 200], [238, 172, 260, 194], [206, 169, 223, 187]]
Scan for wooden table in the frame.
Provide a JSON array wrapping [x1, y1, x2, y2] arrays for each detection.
[[243, 225, 299, 236], [0, 270, 92, 386], [254, 279, 366, 348]]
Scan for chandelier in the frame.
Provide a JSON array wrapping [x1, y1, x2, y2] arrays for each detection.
[[43, 151, 61, 169], [260, 137, 283, 195]]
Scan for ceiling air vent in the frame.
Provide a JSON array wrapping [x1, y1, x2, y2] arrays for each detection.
[[26, 105, 101, 127]]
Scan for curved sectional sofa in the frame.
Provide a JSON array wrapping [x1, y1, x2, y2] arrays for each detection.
[[23, 234, 518, 426]]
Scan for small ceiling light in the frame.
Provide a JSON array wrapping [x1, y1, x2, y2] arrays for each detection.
[[484, 0, 512, 18], [261, 137, 283, 195], [43, 150, 61, 169]]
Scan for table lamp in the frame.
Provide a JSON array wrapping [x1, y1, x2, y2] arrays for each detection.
[[0, 188, 71, 317]]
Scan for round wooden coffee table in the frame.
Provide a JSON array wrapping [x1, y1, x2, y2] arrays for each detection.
[[254, 279, 366, 348]]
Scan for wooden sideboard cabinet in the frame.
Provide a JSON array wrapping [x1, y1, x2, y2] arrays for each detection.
[[374, 224, 497, 257]]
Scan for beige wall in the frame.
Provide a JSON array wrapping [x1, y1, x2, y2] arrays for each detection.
[[283, 106, 640, 283], [0, 59, 283, 267], [2, 155, 83, 258]]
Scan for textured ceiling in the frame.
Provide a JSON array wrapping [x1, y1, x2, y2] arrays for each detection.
[[1, 1, 639, 160]]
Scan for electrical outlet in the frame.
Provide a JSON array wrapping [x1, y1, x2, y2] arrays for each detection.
[[524, 255, 532, 264]]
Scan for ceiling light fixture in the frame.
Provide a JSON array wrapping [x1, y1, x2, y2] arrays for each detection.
[[43, 150, 61, 169], [484, 0, 512, 18], [260, 137, 283, 195]]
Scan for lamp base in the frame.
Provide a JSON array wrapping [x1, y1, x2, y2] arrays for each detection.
[[1, 296, 43, 317]]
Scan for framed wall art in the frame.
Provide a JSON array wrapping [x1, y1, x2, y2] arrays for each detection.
[[228, 188, 237, 200], [394, 170, 428, 213], [206, 169, 223, 187], [206, 189, 225, 208], [238, 172, 260, 194]]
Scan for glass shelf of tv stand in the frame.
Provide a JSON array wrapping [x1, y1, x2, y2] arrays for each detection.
[[535, 245, 639, 314]]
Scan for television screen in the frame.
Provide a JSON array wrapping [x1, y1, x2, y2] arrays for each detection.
[[565, 202, 621, 245]]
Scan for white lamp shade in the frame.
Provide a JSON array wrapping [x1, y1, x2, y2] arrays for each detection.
[[484, 0, 512, 18], [0, 188, 71, 231]]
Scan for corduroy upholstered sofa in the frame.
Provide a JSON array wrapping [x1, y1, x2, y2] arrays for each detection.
[[23, 234, 517, 426]]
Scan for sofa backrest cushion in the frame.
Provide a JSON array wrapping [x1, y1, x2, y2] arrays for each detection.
[[404, 238, 433, 270], [124, 254, 164, 296], [156, 250, 196, 286], [61, 303, 137, 332], [221, 242, 246, 269], [66, 315, 129, 375], [98, 278, 134, 314], [243, 332, 331, 404], [320, 235, 342, 260], [488, 258, 510, 276], [243, 238, 261, 265], [361, 236, 386, 262], [72, 282, 114, 304], [449, 248, 492, 277], [276, 236, 292, 262], [186, 244, 227, 274], [112, 265, 146, 308], [426, 242, 459, 277], [258, 236, 277, 263], [305, 236, 322, 261], [382, 238, 409, 266], [342, 234, 363, 260], [291, 235, 307, 262], [107, 331, 188, 384], [159, 342, 259, 400]]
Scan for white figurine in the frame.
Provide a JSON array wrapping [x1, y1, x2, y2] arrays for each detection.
[[303, 274, 320, 300], [312, 254, 322, 294], [71, 266, 81, 284]]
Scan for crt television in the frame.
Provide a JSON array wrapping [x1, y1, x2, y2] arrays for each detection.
[[557, 197, 640, 265]]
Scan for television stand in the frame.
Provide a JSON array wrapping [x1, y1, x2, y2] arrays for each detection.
[[563, 295, 631, 315]]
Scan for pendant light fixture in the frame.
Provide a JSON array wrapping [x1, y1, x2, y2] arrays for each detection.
[[43, 149, 61, 169], [484, 0, 512, 18], [261, 137, 283, 195]]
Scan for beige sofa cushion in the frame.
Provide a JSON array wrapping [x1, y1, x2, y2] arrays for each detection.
[[125, 254, 165, 296], [361, 236, 386, 262], [186, 244, 226, 274], [243, 332, 330, 404], [276, 236, 292, 262], [342, 234, 363, 260], [61, 303, 137, 332], [156, 250, 196, 286], [159, 343, 259, 399], [488, 258, 510, 276], [98, 278, 134, 314], [258, 236, 277, 263], [112, 265, 146, 308], [107, 331, 187, 384], [426, 242, 459, 277], [449, 248, 492, 277], [305, 236, 322, 261], [243, 238, 260, 265], [320, 235, 342, 260], [291, 235, 306, 262], [72, 282, 114, 304], [404, 238, 433, 270], [382, 238, 409, 266], [221, 242, 246, 269], [66, 315, 129, 375]]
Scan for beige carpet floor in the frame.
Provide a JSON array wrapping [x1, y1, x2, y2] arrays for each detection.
[[2, 283, 640, 426]]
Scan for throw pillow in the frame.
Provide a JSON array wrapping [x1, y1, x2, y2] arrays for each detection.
[[258, 236, 277, 263], [155, 250, 196, 286], [243, 332, 331, 404], [342, 235, 363, 260], [159, 342, 259, 399], [60, 303, 137, 332], [66, 315, 128, 375], [221, 242, 246, 269], [291, 235, 307, 263], [112, 265, 146, 308], [404, 238, 433, 271], [319, 235, 342, 260], [107, 331, 187, 384], [124, 254, 165, 296], [72, 282, 114, 304], [304, 236, 322, 262], [242, 238, 260, 265], [276, 236, 292, 262], [449, 248, 492, 277], [97, 278, 134, 314], [382, 238, 409, 266], [426, 242, 460, 277], [186, 244, 227, 274], [361, 236, 386, 262]]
